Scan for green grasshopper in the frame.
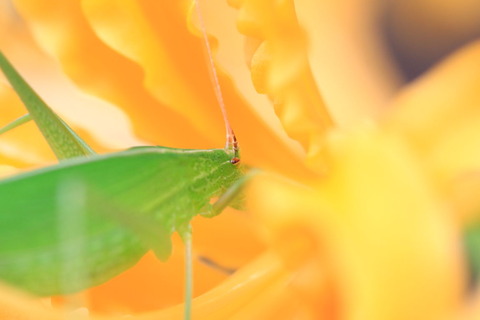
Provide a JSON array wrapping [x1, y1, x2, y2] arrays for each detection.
[[0, 3, 248, 318]]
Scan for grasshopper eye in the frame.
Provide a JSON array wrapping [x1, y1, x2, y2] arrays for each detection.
[[230, 157, 240, 165]]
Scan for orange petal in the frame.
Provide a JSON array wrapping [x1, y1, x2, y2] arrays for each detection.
[[83, 209, 265, 314], [81, 0, 225, 145], [12, 0, 207, 149], [133, 251, 291, 320], [0, 251, 292, 320], [191, 207, 265, 270]]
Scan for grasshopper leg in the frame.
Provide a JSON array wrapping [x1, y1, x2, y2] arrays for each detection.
[[0, 114, 31, 135], [200, 169, 260, 218]]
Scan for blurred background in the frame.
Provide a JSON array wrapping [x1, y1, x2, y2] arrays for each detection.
[[381, 0, 480, 81]]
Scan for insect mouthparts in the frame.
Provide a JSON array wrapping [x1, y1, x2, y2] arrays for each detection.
[[230, 157, 240, 165]]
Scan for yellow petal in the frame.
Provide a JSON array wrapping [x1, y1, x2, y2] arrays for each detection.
[[386, 41, 480, 219], [294, 0, 403, 125], [249, 125, 465, 320], [0, 283, 62, 320]]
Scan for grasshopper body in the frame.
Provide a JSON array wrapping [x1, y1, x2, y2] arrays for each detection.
[[0, 146, 242, 295]]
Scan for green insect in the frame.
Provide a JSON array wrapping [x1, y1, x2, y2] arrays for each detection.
[[0, 3, 248, 318]]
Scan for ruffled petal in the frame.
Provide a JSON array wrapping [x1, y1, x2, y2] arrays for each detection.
[[189, 0, 301, 155], [187, 0, 316, 179], [229, 0, 334, 171]]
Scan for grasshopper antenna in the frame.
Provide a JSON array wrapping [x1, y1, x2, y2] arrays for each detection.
[[193, 0, 239, 163]]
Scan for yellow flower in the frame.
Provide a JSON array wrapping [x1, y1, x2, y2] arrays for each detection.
[[1, 0, 480, 319]]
